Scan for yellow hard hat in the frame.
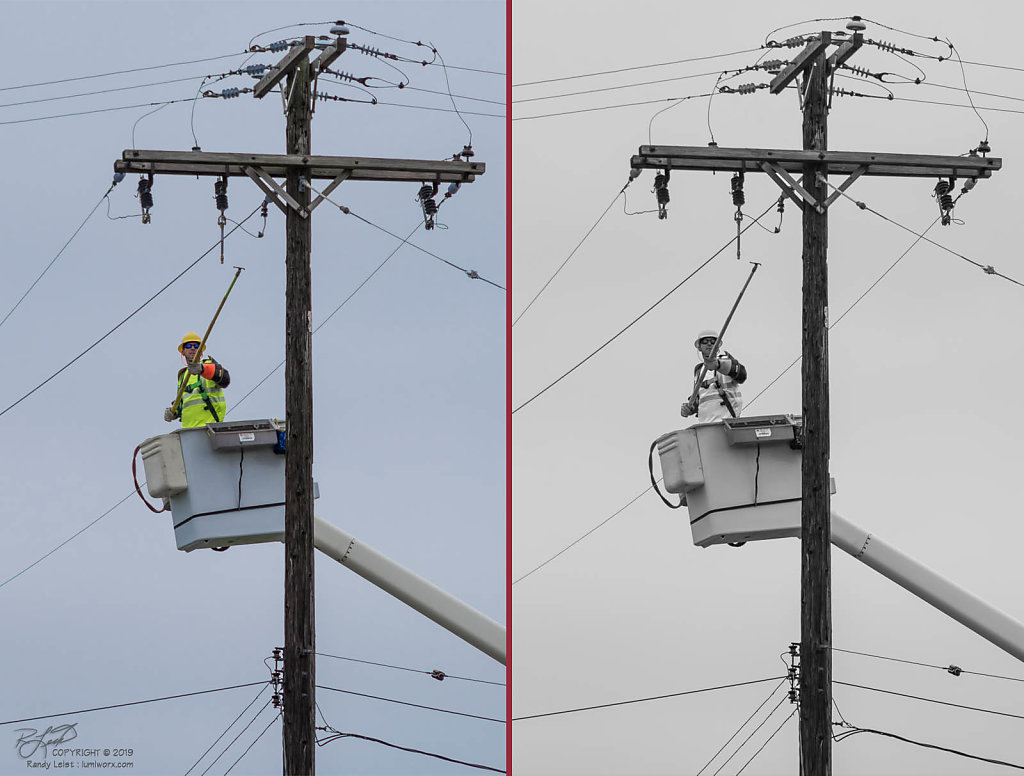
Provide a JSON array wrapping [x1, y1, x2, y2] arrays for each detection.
[[178, 331, 203, 353], [694, 329, 719, 349]]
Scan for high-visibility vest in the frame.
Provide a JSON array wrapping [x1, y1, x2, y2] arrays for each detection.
[[693, 352, 745, 422], [176, 359, 227, 428]]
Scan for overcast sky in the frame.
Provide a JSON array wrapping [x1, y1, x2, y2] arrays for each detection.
[[512, 2, 1024, 774], [0, 2, 505, 774]]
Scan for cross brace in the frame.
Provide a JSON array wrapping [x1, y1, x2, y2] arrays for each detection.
[[115, 149, 484, 216]]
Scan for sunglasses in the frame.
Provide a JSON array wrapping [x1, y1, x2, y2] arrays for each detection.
[[183, 343, 201, 350]]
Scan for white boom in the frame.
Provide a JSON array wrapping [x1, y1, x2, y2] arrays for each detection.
[[313, 516, 506, 665], [831, 510, 1024, 664]]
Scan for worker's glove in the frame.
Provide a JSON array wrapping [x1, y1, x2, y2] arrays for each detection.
[[163, 407, 176, 422], [704, 357, 720, 372], [681, 400, 697, 417], [186, 359, 205, 375]]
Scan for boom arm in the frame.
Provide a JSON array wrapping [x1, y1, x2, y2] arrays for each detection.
[[831, 510, 1024, 664], [314, 516, 506, 665]]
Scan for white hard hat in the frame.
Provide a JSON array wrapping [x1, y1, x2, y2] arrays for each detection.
[[694, 329, 719, 349]]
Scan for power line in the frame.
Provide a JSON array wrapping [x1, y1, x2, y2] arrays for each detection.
[[512, 48, 762, 87], [696, 680, 787, 775], [0, 71, 236, 110], [316, 684, 504, 724], [513, 92, 714, 122], [512, 676, 786, 721], [316, 652, 504, 686], [184, 683, 271, 775], [0, 51, 248, 93], [833, 646, 1024, 684], [373, 100, 503, 118], [0, 681, 266, 725], [834, 724, 1024, 770], [834, 679, 1024, 722], [224, 711, 282, 775], [0, 96, 202, 127], [513, 181, 630, 327], [0, 203, 261, 421], [512, 70, 722, 104], [512, 198, 776, 414], [201, 698, 275, 776], [512, 484, 652, 585], [709, 693, 788, 775], [824, 180, 1024, 287], [0, 181, 120, 331], [734, 705, 798, 775], [316, 730, 505, 773]]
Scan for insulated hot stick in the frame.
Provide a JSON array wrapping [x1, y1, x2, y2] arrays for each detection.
[[685, 262, 760, 413], [169, 266, 245, 414]]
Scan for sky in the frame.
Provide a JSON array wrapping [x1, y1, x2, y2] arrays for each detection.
[[0, 2, 505, 775], [512, 2, 1024, 775]]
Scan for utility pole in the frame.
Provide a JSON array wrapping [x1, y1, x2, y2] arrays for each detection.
[[799, 33, 831, 776], [627, 20, 999, 776], [283, 51, 316, 776], [114, 31, 485, 776]]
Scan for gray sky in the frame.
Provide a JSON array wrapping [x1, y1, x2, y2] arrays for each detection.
[[0, 2, 505, 774], [512, 2, 1024, 774]]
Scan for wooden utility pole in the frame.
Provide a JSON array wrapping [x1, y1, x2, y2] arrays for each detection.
[[113, 32, 485, 776], [282, 54, 316, 776], [627, 22, 1000, 776], [799, 33, 831, 776]]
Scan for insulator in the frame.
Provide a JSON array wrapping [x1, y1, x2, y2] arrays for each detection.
[[847, 16, 867, 32], [418, 184, 438, 229], [933, 179, 954, 225], [653, 171, 670, 220], [759, 59, 787, 70], [138, 177, 153, 209], [977, 139, 991, 155], [783, 36, 807, 48], [845, 65, 873, 79], [446, 182, 461, 197], [260, 197, 269, 219], [731, 173, 745, 208], [461, 144, 474, 159], [214, 178, 228, 212], [112, 171, 125, 185], [269, 40, 289, 52], [331, 24, 350, 36], [736, 83, 758, 95], [961, 178, 977, 195], [243, 64, 267, 75], [220, 87, 240, 99]]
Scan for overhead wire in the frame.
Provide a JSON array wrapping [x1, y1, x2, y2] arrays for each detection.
[[316, 652, 504, 686], [199, 697, 275, 776], [316, 684, 504, 724], [513, 677, 787, 722], [834, 679, 1024, 721], [514, 92, 714, 121], [513, 198, 777, 415], [707, 695, 788, 775], [733, 704, 798, 775], [316, 730, 505, 773], [184, 682, 271, 776], [833, 646, 1024, 683], [0, 681, 267, 726], [832, 724, 1024, 770], [513, 182, 630, 326], [512, 48, 762, 87], [0, 203, 262, 421], [0, 51, 249, 93], [512, 70, 721, 104], [696, 679, 788, 775], [223, 711, 281, 775], [0, 180, 123, 331], [0, 96, 204, 126]]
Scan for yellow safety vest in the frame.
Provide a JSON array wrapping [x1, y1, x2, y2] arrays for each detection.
[[176, 360, 227, 428]]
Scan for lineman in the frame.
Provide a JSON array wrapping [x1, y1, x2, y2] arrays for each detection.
[[681, 329, 747, 422], [164, 332, 230, 427]]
